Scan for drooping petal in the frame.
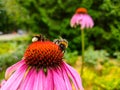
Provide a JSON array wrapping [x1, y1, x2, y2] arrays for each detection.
[[43, 69, 54, 90], [70, 14, 82, 27], [61, 66, 72, 90], [33, 68, 54, 90], [32, 69, 45, 90], [63, 62, 84, 90], [85, 15, 94, 29], [1, 64, 27, 90], [22, 68, 36, 90], [80, 14, 94, 29], [88, 15, 94, 28], [20, 67, 34, 90], [52, 67, 67, 90], [70, 12, 94, 30], [84, 15, 90, 28], [5, 60, 25, 80], [33, 70, 42, 90], [34, 69, 44, 90], [0, 80, 6, 88], [80, 15, 86, 29]]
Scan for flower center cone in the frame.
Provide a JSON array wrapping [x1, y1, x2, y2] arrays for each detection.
[[24, 41, 63, 68], [75, 7, 88, 14]]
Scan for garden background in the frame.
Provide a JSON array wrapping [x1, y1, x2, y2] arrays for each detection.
[[0, 0, 120, 89]]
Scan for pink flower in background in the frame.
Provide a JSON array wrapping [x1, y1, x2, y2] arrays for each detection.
[[0, 36, 84, 90], [70, 7, 94, 29]]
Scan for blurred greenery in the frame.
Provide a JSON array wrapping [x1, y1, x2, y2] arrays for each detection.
[[82, 62, 120, 90], [0, 0, 120, 89], [64, 51, 78, 66], [84, 46, 109, 66], [0, 35, 30, 69], [0, 0, 120, 55]]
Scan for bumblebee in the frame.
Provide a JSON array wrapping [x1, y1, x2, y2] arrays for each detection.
[[32, 34, 46, 42], [53, 38, 68, 53]]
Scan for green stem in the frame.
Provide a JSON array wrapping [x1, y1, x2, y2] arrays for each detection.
[[81, 29, 84, 76]]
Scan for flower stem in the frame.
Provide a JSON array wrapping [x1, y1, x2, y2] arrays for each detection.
[[81, 29, 84, 76]]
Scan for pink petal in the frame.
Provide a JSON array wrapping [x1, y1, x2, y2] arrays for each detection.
[[43, 69, 54, 90], [80, 14, 94, 29], [80, 15, 86, 29], [71, 13, 94, 29], [5, 60, 25, 80], [1, 64, 27, 90], [70, 14, 82, 27], [23, 68, 36, 90], [20, 68, 34, 90], [88, 16, 94, 28], [33, 68, 54, 90], [33, 69, 44, 90], [85, 15, 94, 28], [33, 70, 42, 90], [80, 15, 88, 29], [84, 15, 90, 29], [0, 80, 6, 88], [61, 67, 72, 90], [63, 62, 84, 90], [37, 69, 44, 90], [52, 67, 67, 90]]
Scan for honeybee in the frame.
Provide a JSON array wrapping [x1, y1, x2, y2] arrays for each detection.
[[53, 37, 68, 53], [32, 34, 46, 42]]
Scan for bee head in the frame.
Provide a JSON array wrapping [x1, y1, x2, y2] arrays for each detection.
[[53, 38, 68, 53]]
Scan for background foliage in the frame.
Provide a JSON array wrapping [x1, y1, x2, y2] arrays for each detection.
[[0, 0, 120, 56]]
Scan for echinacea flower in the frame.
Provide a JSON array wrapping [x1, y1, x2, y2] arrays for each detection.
[[0, 35, 84, 90], [70, 7, 94, 29]]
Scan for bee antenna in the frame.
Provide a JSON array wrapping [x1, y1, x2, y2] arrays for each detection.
[[59, 36, 63, 39]]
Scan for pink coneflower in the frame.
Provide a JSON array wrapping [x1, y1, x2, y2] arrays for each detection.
[[70, 8, 94, 75], [0, 35, 84, 90], [70, 7, 94, 29]]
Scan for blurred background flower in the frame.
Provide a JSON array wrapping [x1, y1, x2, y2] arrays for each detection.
[[70, 8, 94, 29], [70, 7, 94, 76]]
